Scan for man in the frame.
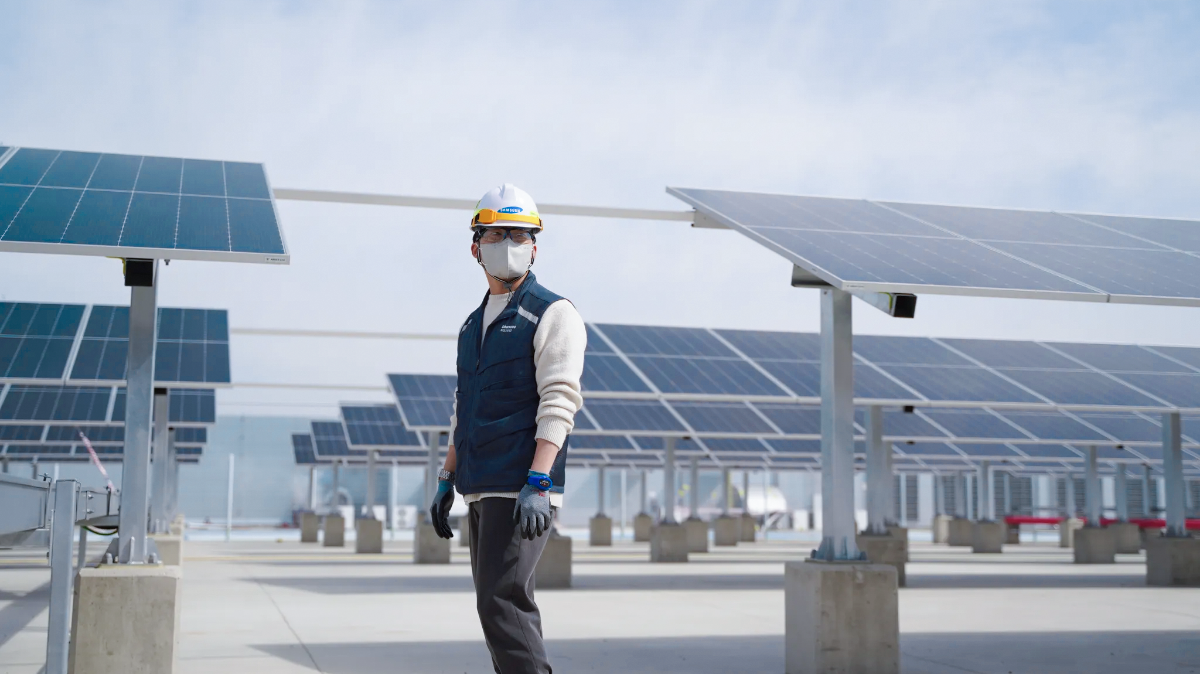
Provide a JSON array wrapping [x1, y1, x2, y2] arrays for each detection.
[[429, 184, 585, 674]]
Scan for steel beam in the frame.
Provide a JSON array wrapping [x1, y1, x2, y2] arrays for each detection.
[[149, 390, 169, 533], [662, 437, 677, 524], [597, 466, 606, 517], [721, 466, 731, 515], [365, 449, 378, 518], [865, 405, 888, 534], [689, 457, 700, 517], [639, 468, 648, 514], [1115, 463, 1129, 521], [1084, 446, 1101, 525], [46, 480, 77, 674], [814, 288, 861, 560], [117, 268, 158, 563]]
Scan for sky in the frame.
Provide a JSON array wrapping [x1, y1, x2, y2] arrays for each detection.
[[2, 1, 1200, 416]]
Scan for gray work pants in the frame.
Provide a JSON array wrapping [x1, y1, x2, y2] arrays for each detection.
[[468, 498, 553, 674]]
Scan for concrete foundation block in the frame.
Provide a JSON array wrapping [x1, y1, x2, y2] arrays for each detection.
[[932, 515, 951, 543], [322, 514, 345, 547], [684, 517, 709, 553], [458, 514, 471, 548], [651, 522, 689, 563], [633, 513, 653, 542], [785, 560, 899, 674], [947, 517, 974, 546], [589, 515, 613, 546], [1059, 517, 1083, 548], [1146, 536, 1200, 586], [856, 533, 908, 587], [972, 521, 1006, 554], [69, 564, 182, 674], [1110, 522, 1142, 554], [414, 522, 450, 564], [149, 534, 183, 566], [740, 513, 756, 542], [300, 512, 320, 543], [1073, 526, 1116, 564], [1006, 523, 1021, 544], [1142, 527, 1164, 549], [536, 530, 572, 588], [169, 514, 185, 536], [713, 515, 739, 546], [355, 518, 384, 554]]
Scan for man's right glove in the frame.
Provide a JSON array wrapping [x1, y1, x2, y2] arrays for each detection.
[[430, 476, 455, 539]]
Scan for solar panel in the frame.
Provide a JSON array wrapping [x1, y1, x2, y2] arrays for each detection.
[[292, 433, 317, 465], [704, 437, 770, 453], [46, 425, 123, 443], [670, 401, 775, 434], [569, 435, 636, 450], [0, 385, 113, 423], [595, 324, 734, 358], [877, 365, 1043, 403], [1074, 413, 1163, 443], [950, 443, 1025, 459], [0, 424, 44, 441], [69, 306, 230, 386], [996, 369, 1159, 408], [1046, 343, 1192, 374], [339, 404, 422, 448], [585, 400, 686, 433], [581, 354, 651, 392], [918, 409, 1029, 440], [855, 409, 946, 438], [937, 338, 1082, 370], [173, 427, 206, 446], [714, 329, 822, 361], [1113, 373, 1200, 408], [756, 403, 822, 435], [998, 411, 1108, 442], [311, 420, 350, 458], [630, 436, 703, 451], [387, 373, 455, 428], [1013, 444, 1082, 460], [0, 148, 288, 264], [854, 336, 970, 366], [1143, 346, 1200, 371], [0, 303, 86, 381], [2, 444, 73, 457], [629, 355, 785, 396], [669, 188, 1200, 305]]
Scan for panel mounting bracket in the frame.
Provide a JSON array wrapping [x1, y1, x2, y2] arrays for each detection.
[[791, 265, 916, 318]]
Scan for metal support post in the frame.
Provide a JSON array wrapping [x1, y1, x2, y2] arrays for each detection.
[[149, 391, 169, 533], [978, 461, 992, 521], [423, 431, 439, 521], [721, 466, 731, 515], [389, 462, 398, 537], [1084, 446, 1101, 525], [1142, 464, 1153, 516], [955, 471, 966, 518], [31, 458, 38, 479], [225, 454, 235, 541], [166, 428, 178, 522], [365, 449, 378, 518], [1161, 412, 1187, 537], [597, 465, 606, 516], [933, 473, 944, 516], [639, 468, 648, 514], [620, 468, 627, 538], [865, 405, 888, 534], [1064, 472, 1076, 518], [1115, 464, 1129, 522], [116, 265, 158, 564], [742, 470, 750, 513], [762, 468, 770, 539], [662, 437, 677, 524], [46, 479, 78, 674], [308, 466, 316, 510], [689, 456, 700, 518], [332, 461, 342, 510], [76, 525, 88, 571], [1002, 472, 1012, 516], [814, 288, 861, 560]]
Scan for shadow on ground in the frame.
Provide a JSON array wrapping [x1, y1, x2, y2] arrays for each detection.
[[251, 631, 1200, 674], [0, 581, 49, 651]]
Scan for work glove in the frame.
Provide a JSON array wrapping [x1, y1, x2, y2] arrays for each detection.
[[513, 482, 553, 540], [430, 478, 455, 539]]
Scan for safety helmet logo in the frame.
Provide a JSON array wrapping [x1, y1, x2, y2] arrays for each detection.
[[498, 206, 524, 214]]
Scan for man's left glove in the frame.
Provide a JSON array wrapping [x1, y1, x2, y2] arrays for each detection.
[[513, 473, 553, 540], [430, 477, 455, 539]]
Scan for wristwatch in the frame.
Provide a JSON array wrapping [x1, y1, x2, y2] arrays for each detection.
[[438, 469, 455, 482], [527, 472, 553, 490]]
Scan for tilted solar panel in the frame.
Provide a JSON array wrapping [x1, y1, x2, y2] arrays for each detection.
[[339, 404, 422, 448], [0, 385, 113, 423], [387, 373, 456, 428], [292, 433, 317, 465], [0, 148, 288, 264], [69, 306, 231, 386], [311, 420, 350, 457], [0, 303, 86, 381]]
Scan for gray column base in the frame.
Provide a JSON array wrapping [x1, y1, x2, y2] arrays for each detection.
[[1073, 526, 1116, 564], [1059, 518, 1083, 548], [785, 560, 899, 674], [69, 564, 182, 674], [322, 515, 345, 547], [972, 521, 1005, 553], [684, 517, 709, 553], [1141, 527, 1164, 549], [169, 514, 185, 536], [633, 513, 653, 542], [932, 515, 951, 543], [651, 523, 689, 562], [740, 513, 756, 542], [589, 515, 613, 547], [148, 534, 183, 566], [1146, 536, 1200, 586], [946, 517, 973, 546], [856, 533, 907, 586], [1110, 521, 1142, 554], [713, 515, 739, 546], [536, 530, 572, 588], [458, 513, 471, 548], [414, 522, 450, 564], [355, 519, 384, 554], [1006, 523, 1021, 544], [300, 512, 320, 543]]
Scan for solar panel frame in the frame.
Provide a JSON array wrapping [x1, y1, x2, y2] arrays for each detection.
[[0, 147, 290, 265], [339, 403, 423, 449]]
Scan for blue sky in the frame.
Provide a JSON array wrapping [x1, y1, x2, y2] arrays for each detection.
[[2, 1, 1199, 415]]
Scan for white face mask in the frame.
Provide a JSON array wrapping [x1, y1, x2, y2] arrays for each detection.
[[478, 239, 534, 281]]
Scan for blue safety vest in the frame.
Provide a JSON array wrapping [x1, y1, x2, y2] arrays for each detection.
[[453, 272, 570, 495]]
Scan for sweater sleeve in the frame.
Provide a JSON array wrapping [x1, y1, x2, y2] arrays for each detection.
[[532, 299, 586, 447], [448, 394, 457, 447]]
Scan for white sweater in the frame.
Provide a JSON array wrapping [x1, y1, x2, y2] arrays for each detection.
[[449, 294, 586, 506]]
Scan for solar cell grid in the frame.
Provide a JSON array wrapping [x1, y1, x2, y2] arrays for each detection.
[[1070, 213, 1200, 253], [311, 421, 350, 457], [0, 424, 43, 441], [0, 385, 112, 423], [1013, 444, 1081, 460], [584, 325, 613, 353], [705, 437, 769, 453], [1074, 413, 1162, 443], [0, 148, 287, 263], [629, 355, 786, 396], [70, 306, 230, 385], [895, 442, 962, 457], [879, 365, 1043, 404], [595, 324, 734, 358], [569, 435, 635, 450], [2, 444, 73, 456], [340, 404, 421, 447], [1046, 343, 1192, 374], [581, 353, 651, 392], [586, 400, 685, 432], [951, 443, 1024, 458], [996, 368, 1158, 408], [857, 409, 946, 438], [854, 336, 969, 366], [755, 403, 822, 435], [669, 401, 775, 434], [1146, 346, 1200, 372], [1108, 373, 1200, 409], [630, 436, 702, 451], [292, 434, 316, 465], [764, 439, 821, 454], [47, 425, 123, 443], [713, 329, 822, 361], [992, 243, 1200, 300], [882, 202, 1156, 248], [936, 338, 1083, 370], [0, 303, 85, 380], [173, 427, 206, 444], [997, 411, 1108, 442]]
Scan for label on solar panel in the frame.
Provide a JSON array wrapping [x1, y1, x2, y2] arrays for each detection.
[[0, 148, 289, 264]]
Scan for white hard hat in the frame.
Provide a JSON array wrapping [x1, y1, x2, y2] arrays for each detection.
[[471, 184, 543, 231]]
